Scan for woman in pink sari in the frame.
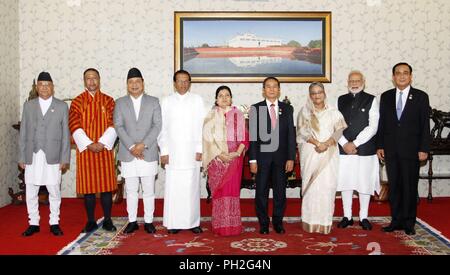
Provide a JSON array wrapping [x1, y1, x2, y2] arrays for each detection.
[[203, 86, 249, 236]]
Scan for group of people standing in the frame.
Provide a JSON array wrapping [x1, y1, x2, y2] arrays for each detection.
[[18, 62, 429, 239]]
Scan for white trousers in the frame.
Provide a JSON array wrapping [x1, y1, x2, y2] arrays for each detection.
[[125, 176, 156, 223], [341, 190, 371, 220], [26, 184, 61, 226]]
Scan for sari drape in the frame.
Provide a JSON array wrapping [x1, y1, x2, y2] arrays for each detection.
[[297, 101, 347, 234], [203, 106, 248, 236]]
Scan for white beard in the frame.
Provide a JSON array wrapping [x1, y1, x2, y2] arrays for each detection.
[[349, 87, 363, 94]]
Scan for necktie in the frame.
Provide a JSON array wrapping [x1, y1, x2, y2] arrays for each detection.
[[270, 103, 277, 129], [396, 91, 403, 120]]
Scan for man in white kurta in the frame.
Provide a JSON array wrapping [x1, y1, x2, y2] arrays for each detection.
[[337, 71, 380, 230], [158, 70, 205, 234], [18, 72, 70, 237], [114, 68, 162, 234]]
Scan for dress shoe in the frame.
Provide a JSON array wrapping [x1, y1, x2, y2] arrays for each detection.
[[259, 226, 269, 235], [273, 224, 286, 234], [81, 221, 98, 233], [22, 225, 40, 237], [382, 224, 403, 232], [168, 229, 180, 234], [191, 226, 203, 234], [123, 221, 139, 234], [337, 217, 354, 228], [144, 223, 156, 234], [102, 218, 117, 232], [359, 219, 373, 231], [50, 224, 64, 236], [405, 228, 416, 235]]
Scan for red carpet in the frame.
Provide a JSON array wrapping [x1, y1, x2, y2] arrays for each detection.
[[0, 197, 449, 255]]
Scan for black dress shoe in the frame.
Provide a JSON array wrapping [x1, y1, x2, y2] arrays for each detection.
[[81, 221, 98, 233], [168, 229, 180, 234], [50, 224, 64, 236], [22, 225, 40, 237], [273, 224, 286, 234], [405, 228, 416, 235], [102, 218, 117, 232], [191, 226, 203, 234], [359, 219, 373, 231], [259, 226, 269, 235], [144, 223, 156, 234], [123, 222, 139, 234], [382, 224, 403, 232], [337, 217, 354, 228]]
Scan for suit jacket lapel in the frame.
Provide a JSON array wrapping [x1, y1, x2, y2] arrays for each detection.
[[43, 99, 56, 120], [260, 101, 271, 133], [34, 99, 44, 120], [137, 95, 145, 123], [388, 89, 398, 121], [277, 100, 283, 122], [400, 88, 415, 122], [126, 95, 137, 122]]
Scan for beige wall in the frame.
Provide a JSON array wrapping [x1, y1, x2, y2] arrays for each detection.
[[0, 0, 19, 207], [11, 0, 450, 199]]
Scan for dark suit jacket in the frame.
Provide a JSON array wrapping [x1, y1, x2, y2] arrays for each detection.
[[377, 87, 430, 159], [248, 100, 296, 164]]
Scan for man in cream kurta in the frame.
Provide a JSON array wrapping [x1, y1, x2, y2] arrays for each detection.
[[337, 71, 380, 231], [114, 68, 162, 234], [19, 72, 70, 237], [158, 70, 205, 234]]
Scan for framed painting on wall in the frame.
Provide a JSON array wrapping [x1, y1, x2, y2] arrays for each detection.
[[174, 11, 332, 83]]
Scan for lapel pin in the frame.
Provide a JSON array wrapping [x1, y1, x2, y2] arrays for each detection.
[[361, 108, 365, 112], [51, 109, 54, 112], [409, 95, 413, 100]]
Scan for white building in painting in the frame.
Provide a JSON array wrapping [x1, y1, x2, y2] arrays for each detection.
[[228, 33, 282, 48], [228, 56, 282, 67]]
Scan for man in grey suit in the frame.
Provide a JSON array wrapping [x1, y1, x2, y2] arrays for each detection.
[[114, 68, 162, 234], [19, 72, 71, 237]]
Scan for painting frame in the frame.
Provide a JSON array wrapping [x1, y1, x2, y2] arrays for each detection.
[[174, 11, 332, 83]]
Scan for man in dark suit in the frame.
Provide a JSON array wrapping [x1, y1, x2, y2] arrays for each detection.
[[377, 62, 430, 236], [249, 77, 296, 235]]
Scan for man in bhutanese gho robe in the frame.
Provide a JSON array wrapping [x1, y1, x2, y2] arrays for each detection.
[[69, 68, 118, 233]]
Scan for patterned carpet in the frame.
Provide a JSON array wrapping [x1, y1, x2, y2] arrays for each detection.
[[58, 216, 450, 255]]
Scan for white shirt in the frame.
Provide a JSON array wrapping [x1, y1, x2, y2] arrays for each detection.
[[266, 99, 279, 120], [395, 85, 410, 113], [130, 94, 143, 120], [39, 96, 52, 116]]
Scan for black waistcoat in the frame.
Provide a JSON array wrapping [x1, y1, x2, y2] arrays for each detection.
[[337, 91, 376, 156]]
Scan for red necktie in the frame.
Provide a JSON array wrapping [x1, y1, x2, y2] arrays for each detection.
[[270, 103, 277, 129]]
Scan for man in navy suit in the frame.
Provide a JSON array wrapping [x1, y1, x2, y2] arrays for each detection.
[[249, 77, 296, 234], [377, 62, 430, 235]]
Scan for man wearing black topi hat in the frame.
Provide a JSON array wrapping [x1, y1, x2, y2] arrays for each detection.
[[19, 72, 71, 237], [114, 68, 162, 234], [69, 68, 118, 233]]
